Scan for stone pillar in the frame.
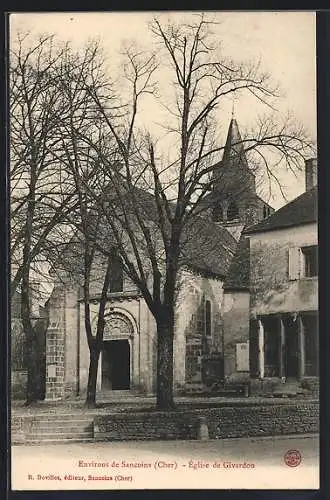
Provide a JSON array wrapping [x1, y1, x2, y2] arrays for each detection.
[[279, 316, 286, 379], [45, 326, 65, 400], [297, 315, 305, 379], [258, 319, 264, 379]]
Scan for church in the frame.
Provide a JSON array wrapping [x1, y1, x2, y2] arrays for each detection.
[[12, 117, 318, 401], [41, 117, 277, 401]]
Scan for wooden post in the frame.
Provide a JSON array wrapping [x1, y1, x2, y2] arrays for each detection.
[[279, 316, 285, 379], [258, 319, 264, 379], [297, 315, 305, 380]]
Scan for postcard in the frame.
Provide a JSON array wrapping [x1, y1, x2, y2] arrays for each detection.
[[9, 10, 319, 491]]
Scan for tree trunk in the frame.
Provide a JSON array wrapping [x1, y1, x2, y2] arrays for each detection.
[[156, 319, 175, 410], [24, 328, 39, 405], [21, 263, 40, 405], [85, 343, 101, 408]]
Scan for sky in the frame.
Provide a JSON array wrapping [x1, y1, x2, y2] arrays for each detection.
[[10, 11, 317, 208]]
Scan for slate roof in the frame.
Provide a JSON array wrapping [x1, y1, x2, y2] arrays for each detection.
[[53, 175, 238, 280], [113, 183, 238, 278], [121, 187, 238, 278], [222, 118, 249, 170], [181, 215, 237, 278], [223, 235, 250, 290], [244, 186, 317, 235]]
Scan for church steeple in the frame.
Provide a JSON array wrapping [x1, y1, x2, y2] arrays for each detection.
[[221, 118, 249, 170], [210, 117, 261, 239]]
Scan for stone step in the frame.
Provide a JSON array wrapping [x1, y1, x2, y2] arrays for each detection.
[[30, 419, 93, 426], [13, 437, 95, 445], [19, 415, 94, 423], [27, 431, 94, 440], [30, 424, 93, 432]]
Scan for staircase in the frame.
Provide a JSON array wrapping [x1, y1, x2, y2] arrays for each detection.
[[12, 414, 94, 444]]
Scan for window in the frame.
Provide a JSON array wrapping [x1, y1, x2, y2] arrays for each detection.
[[263, 205, 267, 219], [109, 251, 123, 292], [288, 245, 318, 280], [213, 204, 223, 222], [263, 206, 271, 218], [205, 300, 212, 336], [301, 245, 318, 277], [196, 301, 205, 336], [193, 297, 212, 337], [227, 201, 239, 221]]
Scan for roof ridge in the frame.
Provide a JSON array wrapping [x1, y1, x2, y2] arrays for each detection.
[[244, 186, 317, 235]]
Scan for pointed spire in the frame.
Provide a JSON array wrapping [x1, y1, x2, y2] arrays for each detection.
[[222, 117, 249, 169]]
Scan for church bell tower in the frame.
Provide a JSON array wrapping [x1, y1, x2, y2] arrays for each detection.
[[211, 117, 272, 239]]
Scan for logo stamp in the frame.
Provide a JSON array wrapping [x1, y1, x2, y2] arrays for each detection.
[[284, 449, 302, 467]]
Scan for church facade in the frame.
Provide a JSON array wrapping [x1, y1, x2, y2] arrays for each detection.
[[42, 118, 276, 401], [17, 118, 317, 400]]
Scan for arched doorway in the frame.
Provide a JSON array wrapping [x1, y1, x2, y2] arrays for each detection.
[[102, 339, 130, 390], [101, 312, 134, 391]]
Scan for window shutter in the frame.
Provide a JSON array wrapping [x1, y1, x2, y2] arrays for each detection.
[[288, 247, 300, 280], [298, 247, 303, 278]]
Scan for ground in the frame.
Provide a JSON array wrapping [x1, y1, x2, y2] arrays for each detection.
[[12, 434, 319, 490], [11, 393, 318, 416]]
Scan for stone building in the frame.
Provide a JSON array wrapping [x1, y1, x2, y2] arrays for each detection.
[[12, 118, 279, 400], [247, 168, 318, 393], [222, 157, 318, 394], [44, 213, 237, 399]]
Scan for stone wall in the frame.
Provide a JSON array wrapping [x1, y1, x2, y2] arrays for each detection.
[[249, 223, 318, 316], [94, 401, 319, 441], [223, 291, 250, 379], [63, 287, 79, 396], [45, 327, 65, 400], [45, 287, 66, 400], [174, 269, 224, 387], [207, 402, 319, 439]]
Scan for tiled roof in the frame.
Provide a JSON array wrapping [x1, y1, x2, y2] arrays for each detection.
[[244, 186, 317, 235]]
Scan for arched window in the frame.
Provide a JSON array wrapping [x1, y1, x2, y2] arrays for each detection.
[[213, 204, 223, 222], [263, 205, 267, 219], [109, 250, 123, 292], [227, 201, 239, 221], [205, 300, 212, 336]]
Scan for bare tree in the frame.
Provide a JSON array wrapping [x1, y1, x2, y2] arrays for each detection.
[[42, 40, 123, 407], [10, 32, 75, 403], [10, 32, 111, 404], [65, 14, 314, 410], [12, 15, 314, 409]]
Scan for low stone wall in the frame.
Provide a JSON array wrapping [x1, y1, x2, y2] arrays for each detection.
[[207, 402, 319, 439], [94, 412, 198, 441], [94, 401, 319, 441]]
